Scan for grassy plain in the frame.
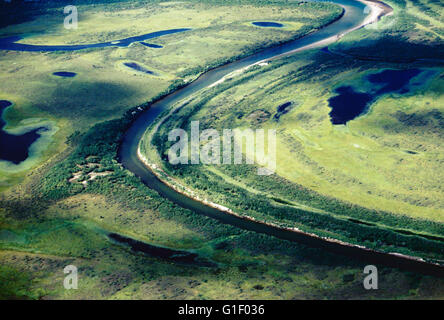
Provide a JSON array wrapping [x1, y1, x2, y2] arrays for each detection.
[[1, 0, 443, 300], [3, 0, 427, 301], [0, 0, 341, 190], [143, 0, 444, 260], [173, 59, 444, 222], [2, 169, 444, 299], [332, 0, 444, 60]]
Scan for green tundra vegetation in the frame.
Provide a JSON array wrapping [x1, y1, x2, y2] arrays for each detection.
[[0, 0, 342, 190], [2, 108, 444, 299], [145, 52, 444, 261], [1, 0, 443, 299], [331, 0, 444, 61], [142, 0, 444, 259]]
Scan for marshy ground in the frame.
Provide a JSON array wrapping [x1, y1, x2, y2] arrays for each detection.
[[0, 0, 443, 299]]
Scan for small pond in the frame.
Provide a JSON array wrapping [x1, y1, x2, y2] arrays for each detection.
[[53, 71, 77, 77], [252, 22, 284, 28], [0, 100, 48, 164], [273, 101, 293, 121], [124, 62, 155, 75], [140, 42, 163, 48], [328, 69, 430, 125]]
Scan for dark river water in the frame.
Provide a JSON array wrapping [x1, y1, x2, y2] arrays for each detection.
[[109, 233, 215, 267], [0, 0, 441, 275], [118, 0, 443, 276], [0, 28, 190, 163], [0, 28, 190, 52]]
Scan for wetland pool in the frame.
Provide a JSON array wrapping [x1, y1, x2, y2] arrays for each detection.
[[252, 22, 284, 28], [328, 69, 432, 125], [0, 100, 49, 164]]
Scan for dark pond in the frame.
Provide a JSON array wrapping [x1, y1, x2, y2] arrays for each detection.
[[108, 233, 215, 266], [0, 28, 190, 52], [320, 46, 331, 54], [53, 71, 77, 77], [124, 62, 154, 75], [328, 86, 373, 125], [367, 69, 422, 95], [0, 100, 48, 164], [328, 69, 426, 125], [252, 22, 284, 28], [273, 101, 293, 121], [140, 42, 163, 48]]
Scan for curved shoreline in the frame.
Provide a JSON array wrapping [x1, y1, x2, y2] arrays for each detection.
[[0, 28, 191, 52], [120, 0, 444, 276], [137, 142, 444, 277]]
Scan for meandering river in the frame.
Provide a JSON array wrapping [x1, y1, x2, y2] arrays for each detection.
[[116, 0, 441, 276], [0, 28, 190, 51]]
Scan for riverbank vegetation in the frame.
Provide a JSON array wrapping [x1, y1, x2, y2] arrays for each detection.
[[143, 5, 444, 261], [2, 105, 443, 299], [1, 0, 443, 299], [331, 0, 444, 61], [0, 0, 342, 189]]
